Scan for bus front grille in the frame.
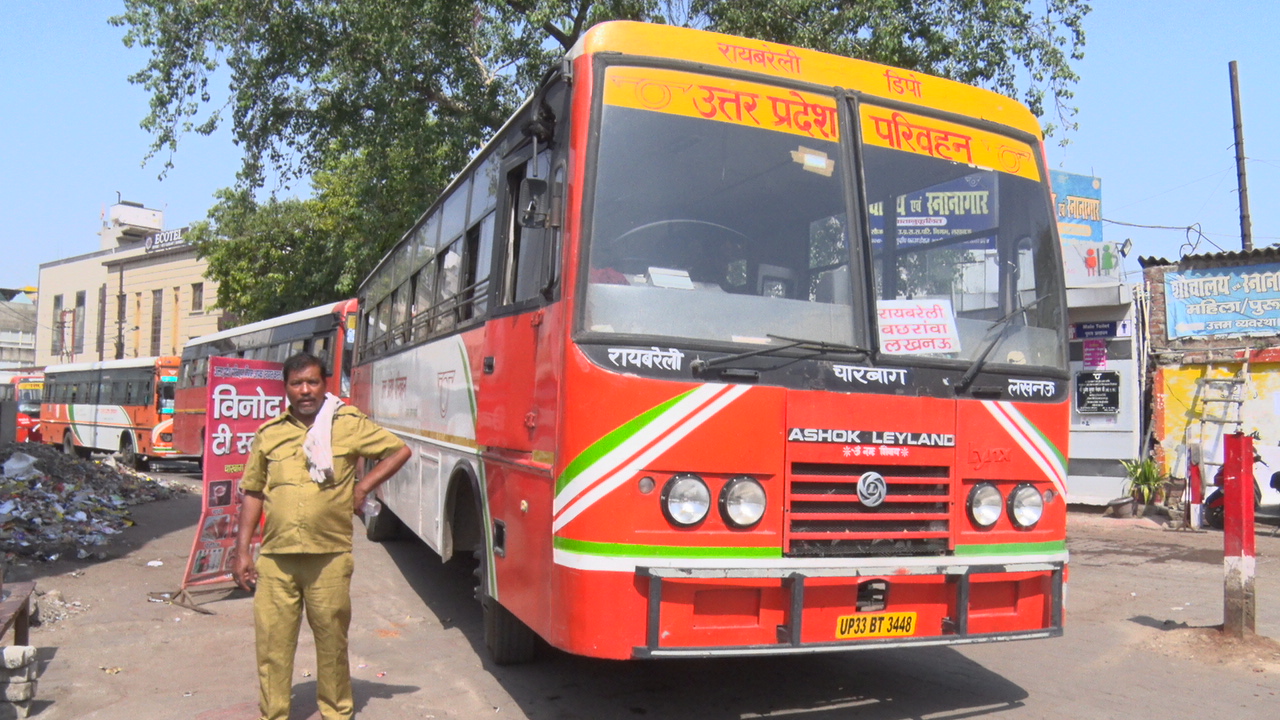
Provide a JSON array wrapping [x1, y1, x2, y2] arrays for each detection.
[[785, 462, 952, 558]]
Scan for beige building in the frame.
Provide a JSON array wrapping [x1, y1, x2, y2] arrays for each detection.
[[0, 296, 36, 369], [36, 201, 223, 365]]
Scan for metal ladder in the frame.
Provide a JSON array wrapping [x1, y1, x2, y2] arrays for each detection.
[[1189, 359, 1251, 486]]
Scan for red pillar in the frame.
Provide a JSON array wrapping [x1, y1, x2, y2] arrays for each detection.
[[1222, 432, 1256, 637]]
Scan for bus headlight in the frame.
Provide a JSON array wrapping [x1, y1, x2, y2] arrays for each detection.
[[968, 482, 1003, 528], [719, 476, 766, 528], [662, 474, 711, 527], [1008, 484, 1044, 528]]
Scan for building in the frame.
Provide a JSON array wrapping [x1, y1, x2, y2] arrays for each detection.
[[1051, 172, 1142, 505], [1141, 247, 1280, 505], [0, 291, 37, 369], [35, 201, 222, 365]]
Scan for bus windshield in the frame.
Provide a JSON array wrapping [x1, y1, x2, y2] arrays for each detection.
[[861, 103, 1065, 371], [585, 68, 857, 348], [17, 385, 41, 417], [583, 68, 1064, 372]]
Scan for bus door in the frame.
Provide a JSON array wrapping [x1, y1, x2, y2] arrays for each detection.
[[477, 151, 562, 455], [95, 373, 126, 452]]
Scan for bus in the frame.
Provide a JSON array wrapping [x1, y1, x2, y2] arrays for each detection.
[[352, 21, 1069, 663], [41, 356, 180, 468], [0, 371, 43, 443], [174, 299, 358, 457]]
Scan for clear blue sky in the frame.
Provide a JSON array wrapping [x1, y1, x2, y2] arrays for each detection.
[[2, 1, 1277, 290]]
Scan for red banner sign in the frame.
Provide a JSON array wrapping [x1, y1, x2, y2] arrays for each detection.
[[182, 357, 285, 588]]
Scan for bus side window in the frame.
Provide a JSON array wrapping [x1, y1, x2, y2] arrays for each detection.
[[413, 266, 435, 338], [391, 283, 409, 343], [434, 240, 463, 332], [462, 212, 495, 320]]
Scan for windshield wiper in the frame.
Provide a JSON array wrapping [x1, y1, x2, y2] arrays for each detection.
[[954, 295, 1048, 394], [691, 334, 872, 374]]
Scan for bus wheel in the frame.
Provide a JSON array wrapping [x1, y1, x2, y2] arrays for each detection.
[[474, 545, 538, 665], [363, 498, 406, 542], [119, 437, 147, 471]]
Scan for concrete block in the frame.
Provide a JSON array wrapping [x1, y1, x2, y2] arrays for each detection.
[[0, 647, 34, 670], [1, 680, 35, 702], [0, 663, 36, 682]]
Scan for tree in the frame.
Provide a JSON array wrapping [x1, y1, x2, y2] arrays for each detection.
[[115, 0, 1089, 319]]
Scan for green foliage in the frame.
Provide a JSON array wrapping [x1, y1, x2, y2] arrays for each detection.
[[1121, 458, 1165, 505], [114, 0, 1090, 319]]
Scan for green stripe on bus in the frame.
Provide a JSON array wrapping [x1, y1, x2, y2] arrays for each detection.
[[953, 541, 1066, 556], [554, 536, 782, 559], [555, 389, 693, 496]]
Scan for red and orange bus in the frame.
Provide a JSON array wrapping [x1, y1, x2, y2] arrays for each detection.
[[353, 22, 1069, 663], [0, 371, 44, 443], [173, 299, 358, 457], [41, 357, 180, 468]]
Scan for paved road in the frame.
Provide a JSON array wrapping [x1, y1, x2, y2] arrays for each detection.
[[7, 466, 1280, 720]]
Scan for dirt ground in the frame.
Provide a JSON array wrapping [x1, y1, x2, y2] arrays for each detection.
[[4, 478, 1280, 720]]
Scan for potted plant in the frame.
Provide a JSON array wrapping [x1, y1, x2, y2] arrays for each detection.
[[1121, 458, 1166, 509]]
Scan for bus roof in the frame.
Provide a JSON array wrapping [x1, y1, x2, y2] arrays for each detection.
[[45, 356, 178, 374], [569, 21, 1042, 137], [184, 299, 355, 351]]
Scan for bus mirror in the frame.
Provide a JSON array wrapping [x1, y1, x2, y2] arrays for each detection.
[[519, 177, 549, 228]]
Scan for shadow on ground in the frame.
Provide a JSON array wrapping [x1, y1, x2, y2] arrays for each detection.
[[378, 536, 1030, 720]]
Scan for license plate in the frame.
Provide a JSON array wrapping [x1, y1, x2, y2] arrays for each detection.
[[835, 611, 917, 639]]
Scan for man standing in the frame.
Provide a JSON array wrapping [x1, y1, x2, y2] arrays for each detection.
[[233, 352, 411, 720]]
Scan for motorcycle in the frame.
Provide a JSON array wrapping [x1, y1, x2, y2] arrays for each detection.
[[1202, 450, 1280, 529]]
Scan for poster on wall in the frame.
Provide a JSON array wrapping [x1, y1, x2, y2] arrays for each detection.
[[1164, 262, 1280, 338], [1051, 171, 1119, 285], [180, 357, 285, 594]]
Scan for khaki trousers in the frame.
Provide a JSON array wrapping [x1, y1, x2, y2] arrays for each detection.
[[254, 552, 355, 720]]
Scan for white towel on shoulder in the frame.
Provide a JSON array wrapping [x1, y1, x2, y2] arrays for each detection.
[[303, 393, 344, 484]]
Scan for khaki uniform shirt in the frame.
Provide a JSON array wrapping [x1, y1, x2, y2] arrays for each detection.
[[241, 405, 406, 554]]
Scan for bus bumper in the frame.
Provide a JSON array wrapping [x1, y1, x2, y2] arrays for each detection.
[[630, 560, 1065, 659]]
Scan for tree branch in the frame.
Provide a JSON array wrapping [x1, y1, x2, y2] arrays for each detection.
[[504, 0, 572, 48]]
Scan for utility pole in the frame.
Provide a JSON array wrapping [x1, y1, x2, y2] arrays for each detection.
[[1229, 61, 1253, 252]]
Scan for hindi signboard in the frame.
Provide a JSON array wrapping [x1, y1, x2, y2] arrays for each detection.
[[1164, 262, 1280, 339], [181, 357, 284, 589], [1050, 171, 1119, 285], [1075, 371, 1120, 414], [876, 298, 962, 355], [868, 172, 998, 250]]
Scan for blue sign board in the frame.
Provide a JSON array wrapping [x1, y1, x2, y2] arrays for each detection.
[[869, 172, 996, 249], [1050, 172, 1115, 285], [1165, 262, 1280, 338], [1069, 320, 1134, 340]]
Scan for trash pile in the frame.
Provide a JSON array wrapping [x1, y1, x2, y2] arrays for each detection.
[[0, 443, 186, 562]]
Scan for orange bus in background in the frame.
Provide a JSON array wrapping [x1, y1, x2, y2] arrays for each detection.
[[354, 22, 1069, 664], [0, 371, 44, 443], [173, 299, 358, 457], [41, 357, 180, 469]]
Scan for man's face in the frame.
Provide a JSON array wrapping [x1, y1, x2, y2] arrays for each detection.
[[286, 363, 327, 419]]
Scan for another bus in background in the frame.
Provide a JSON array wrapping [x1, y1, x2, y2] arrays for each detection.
[[0, 371, 44, 443], [41, 357, 180, 468], [173, 299, 358, 457]]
